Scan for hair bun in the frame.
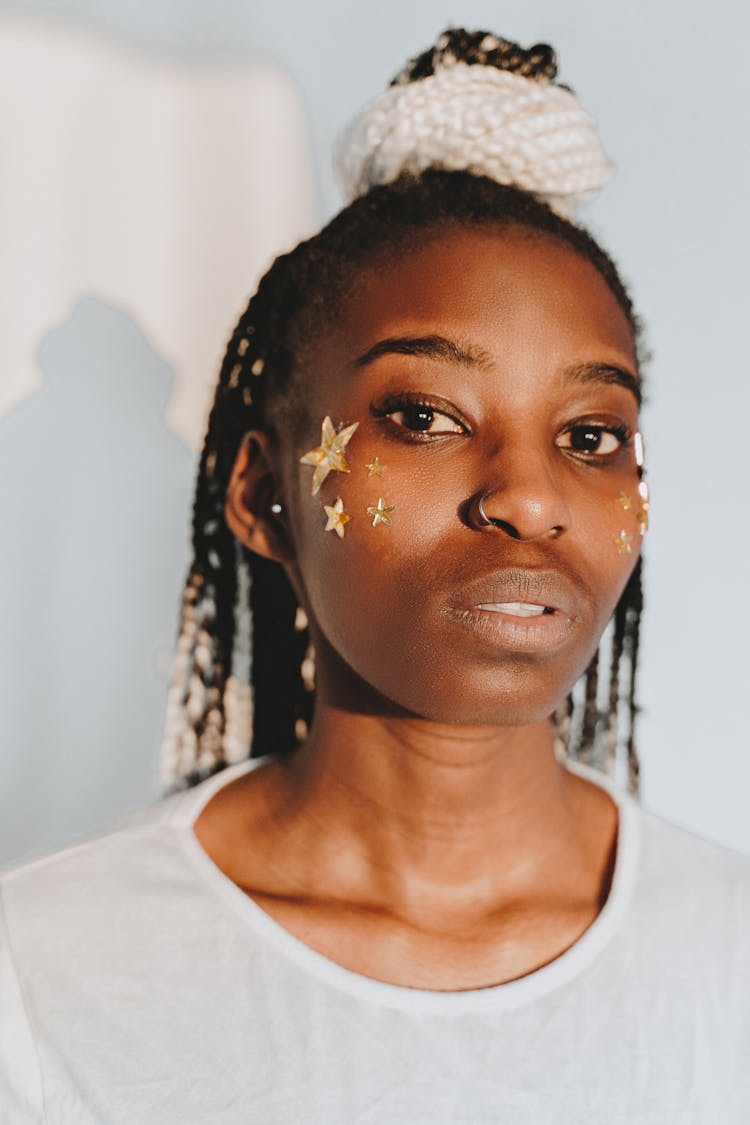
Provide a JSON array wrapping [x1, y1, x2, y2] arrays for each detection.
[[333, 28, 614, 219]]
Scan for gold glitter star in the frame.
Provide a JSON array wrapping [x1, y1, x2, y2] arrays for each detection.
[[614, 529, 633, 554], [366, 457, 386, 477], [637, 480, 650, 534], [323, 497, 351, 539], [367, 498, 395, 527], [300, 416, 359, 495], [617, 491, 633, 510]]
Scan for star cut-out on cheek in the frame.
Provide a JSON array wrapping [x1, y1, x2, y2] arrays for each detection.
[[323, 498, 351, 539], [366, 457, 386, 477], [614, 529, 633, 554], [617, 491, 633, 511], [637, 479, 650, 534], [367, 498, 395, 527], [299, 416, 359, 495]]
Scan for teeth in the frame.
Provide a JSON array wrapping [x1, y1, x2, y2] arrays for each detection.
[[478, 602, 547, 617]]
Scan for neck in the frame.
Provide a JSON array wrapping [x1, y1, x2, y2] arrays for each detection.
[[276, 703, 611, 920]]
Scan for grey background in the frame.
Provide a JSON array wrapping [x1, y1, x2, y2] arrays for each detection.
[[2, 0, 749, 863]]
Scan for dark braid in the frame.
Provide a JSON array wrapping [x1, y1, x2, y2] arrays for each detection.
[[161, 40, 647, 795], [391, 29, 559, 86], [623, 560, 644, 792], [579, 650, 601, 767]]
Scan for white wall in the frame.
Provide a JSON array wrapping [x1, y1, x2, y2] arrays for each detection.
[[1, 0, 748, 862]]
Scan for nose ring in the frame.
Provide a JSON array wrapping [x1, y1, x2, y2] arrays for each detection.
[[472, 492, 561, 540], [476, 492, 499, 527]]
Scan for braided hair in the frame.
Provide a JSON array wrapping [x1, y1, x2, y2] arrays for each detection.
[[161, 30, 646, 796]]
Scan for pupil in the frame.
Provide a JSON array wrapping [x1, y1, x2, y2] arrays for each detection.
[[405, 406, 434, 431], [572, 428, 600, 451]]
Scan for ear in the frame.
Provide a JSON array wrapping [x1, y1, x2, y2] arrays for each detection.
[[225, 431, 294, 564]]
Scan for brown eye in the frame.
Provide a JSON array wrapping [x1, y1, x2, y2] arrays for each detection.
[[388, 404, 463, 434], [374, 393, 468, 436], [556, 425, 626, 457]]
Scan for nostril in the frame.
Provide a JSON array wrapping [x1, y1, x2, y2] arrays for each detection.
[[491, 518, 521, 538], [469, 490, 568, 540]]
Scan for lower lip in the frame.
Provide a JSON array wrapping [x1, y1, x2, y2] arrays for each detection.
[[448, 606, 574, 653]]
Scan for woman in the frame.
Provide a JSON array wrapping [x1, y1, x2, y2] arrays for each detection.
[[2, 29, 748, 1123]]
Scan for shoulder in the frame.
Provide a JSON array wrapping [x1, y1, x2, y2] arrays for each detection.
[[636, 799, 750, 892], [0, 761, 260, 966], [0, 785, 189, 903], [623, 797, 750, 969], [0, 764, 253, 1120], [0, 788, 185, 973]]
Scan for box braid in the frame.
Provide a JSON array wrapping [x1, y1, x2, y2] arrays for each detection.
[[161, 167, 647, 796]]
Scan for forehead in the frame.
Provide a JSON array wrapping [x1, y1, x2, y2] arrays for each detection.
[[310, 226, 637, 375]]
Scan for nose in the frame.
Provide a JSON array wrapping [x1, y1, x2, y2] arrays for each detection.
[[470, 444, 571, 541]]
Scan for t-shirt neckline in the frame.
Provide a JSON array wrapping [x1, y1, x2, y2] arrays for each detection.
[[173, 753, 640, 1015]]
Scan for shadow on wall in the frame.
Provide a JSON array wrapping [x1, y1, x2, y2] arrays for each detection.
[[0, 298, 195, 866], [0, 13, 319, 868], [0, 12, 319, 449]]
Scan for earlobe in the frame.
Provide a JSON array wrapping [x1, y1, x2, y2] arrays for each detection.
[[224, 431, 294, 564]]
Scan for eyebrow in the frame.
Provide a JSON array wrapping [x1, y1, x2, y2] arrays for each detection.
[[564, 362, 642, 406], [352, 334, 641, 405], [353, 335, 493, 371]]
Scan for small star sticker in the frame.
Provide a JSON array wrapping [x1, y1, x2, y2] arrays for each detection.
[[366, 457, 386, 477], [617, 491, 633, 510], [614, 529, 633, 554], [300, 416, 359, 495], [367, 498, 395, 527], [323, 497, 351, 539], [637, 480, 650, 534]]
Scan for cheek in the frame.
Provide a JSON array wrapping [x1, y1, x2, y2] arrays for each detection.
[[290, 443, 467, 683], [575, 481, 645, 622], [295, 452, 452, 608]]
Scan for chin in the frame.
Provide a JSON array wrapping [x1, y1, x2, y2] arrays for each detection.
[[376, 665, 573, 729]]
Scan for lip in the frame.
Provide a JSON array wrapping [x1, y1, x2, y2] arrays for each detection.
[[444, 568, 584, 653], [448, 567, 583, 618], [448, 604, 574, 652]]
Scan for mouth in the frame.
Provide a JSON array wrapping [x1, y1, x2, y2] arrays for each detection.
[[449, 567, 582, 619], [476, 602, 556, 618], [444, 569, 585, 653]]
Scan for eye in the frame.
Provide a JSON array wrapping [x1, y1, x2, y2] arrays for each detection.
[[373, 394, 467, 436], [556, 423, 630, 458]]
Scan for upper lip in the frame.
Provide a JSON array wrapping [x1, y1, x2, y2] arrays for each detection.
[[447, 568, 585, 619]]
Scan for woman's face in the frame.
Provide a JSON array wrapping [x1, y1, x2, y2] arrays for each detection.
[[276, 226, 642, 726]]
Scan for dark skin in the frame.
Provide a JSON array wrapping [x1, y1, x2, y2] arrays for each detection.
[[197, 227, 642, 990]]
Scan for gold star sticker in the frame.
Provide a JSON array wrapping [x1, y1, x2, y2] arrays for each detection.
[[614, 529, 633, 554], [366, 457, 386, 477], [637, 480, 650, 534], [617, 491, 633, 511], [367, 498, 395, 527], [323, 497, 351, 539], [300, 416, 359, 495]]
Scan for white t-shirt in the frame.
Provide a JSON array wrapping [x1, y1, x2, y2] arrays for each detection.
[[1, 754, 749, 1124]]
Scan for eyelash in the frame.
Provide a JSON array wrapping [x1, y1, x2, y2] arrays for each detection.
[[372, 393, 632, 459], [371, 393, 468, 441], [557, 420, 632, 461]]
